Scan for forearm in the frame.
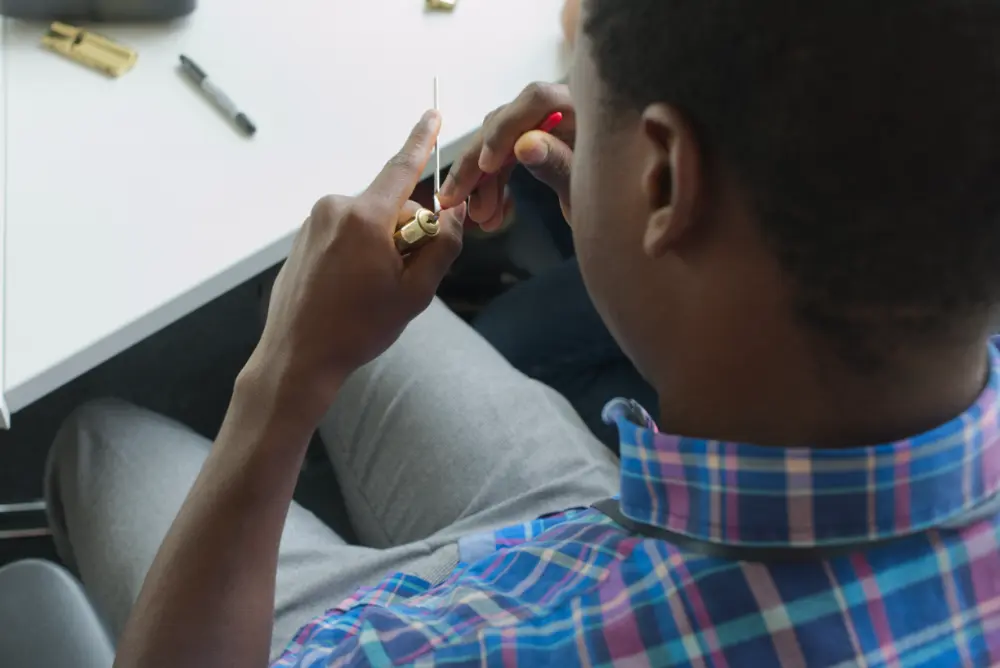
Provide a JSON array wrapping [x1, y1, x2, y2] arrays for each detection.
[[114, 358, 330, 668]]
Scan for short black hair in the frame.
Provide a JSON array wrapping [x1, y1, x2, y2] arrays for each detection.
[[585, 0, 1000, 364]]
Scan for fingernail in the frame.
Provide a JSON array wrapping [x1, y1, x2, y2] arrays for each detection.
[[478, 146, 497, 171], [439, 175, 454, 197], [518, 137, 549, 166], [421, 109, 441, 131]]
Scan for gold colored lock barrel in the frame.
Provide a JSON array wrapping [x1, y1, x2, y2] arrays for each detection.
[[394, 209, 440, 254]]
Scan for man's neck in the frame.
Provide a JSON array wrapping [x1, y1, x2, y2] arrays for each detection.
[[655, 329, 991, 449]]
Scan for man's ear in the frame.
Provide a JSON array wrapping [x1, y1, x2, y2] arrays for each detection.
[[641, 104, 702, 259]]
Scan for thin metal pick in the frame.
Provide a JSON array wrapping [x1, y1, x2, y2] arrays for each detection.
[[433, 76, 441, 213]]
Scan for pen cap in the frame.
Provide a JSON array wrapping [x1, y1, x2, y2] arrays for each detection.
[[1, 0, 197, 21]]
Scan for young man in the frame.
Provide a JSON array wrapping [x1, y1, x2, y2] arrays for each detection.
[[47, 0, 1000, 665]]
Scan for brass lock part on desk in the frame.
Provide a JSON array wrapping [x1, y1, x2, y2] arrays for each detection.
[[41, 22, 137, 78], [426, 0, 457, 11], [394, 209, 440, 254]]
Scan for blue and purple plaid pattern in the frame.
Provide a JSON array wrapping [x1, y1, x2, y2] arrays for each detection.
[[273, 347, 1000, 667]]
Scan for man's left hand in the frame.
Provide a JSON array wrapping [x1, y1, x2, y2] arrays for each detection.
[[249, 110, 466, 418]]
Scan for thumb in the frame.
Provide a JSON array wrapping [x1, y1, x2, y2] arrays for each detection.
[[514, 131, 573, 203], [401, 203, 467, 313]]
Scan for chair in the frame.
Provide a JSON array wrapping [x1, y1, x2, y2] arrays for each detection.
[[0, 559, 114, 667]]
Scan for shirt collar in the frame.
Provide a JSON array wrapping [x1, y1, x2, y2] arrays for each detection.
[[606, 345, 1000, 547]]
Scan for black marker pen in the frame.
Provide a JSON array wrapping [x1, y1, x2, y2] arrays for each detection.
[[179, 54, 256, 137]]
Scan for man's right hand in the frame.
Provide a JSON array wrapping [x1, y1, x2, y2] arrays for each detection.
[[438, 83, 576, 230]]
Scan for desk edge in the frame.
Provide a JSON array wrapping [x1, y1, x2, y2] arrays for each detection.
[[0, 16, 10, 429]]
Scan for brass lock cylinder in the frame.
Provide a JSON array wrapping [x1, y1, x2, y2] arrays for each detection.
[[394, 209, 440, 254]]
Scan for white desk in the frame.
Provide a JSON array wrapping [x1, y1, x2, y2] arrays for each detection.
[[0, 0, 568, 427]]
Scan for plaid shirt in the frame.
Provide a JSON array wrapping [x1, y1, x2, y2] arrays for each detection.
[[273, 347, 1000, 667]]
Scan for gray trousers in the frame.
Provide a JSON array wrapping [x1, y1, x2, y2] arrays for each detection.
[[45, 299, 620, 660]]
